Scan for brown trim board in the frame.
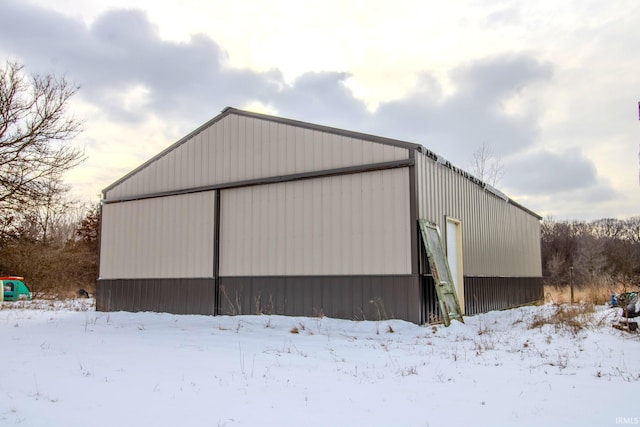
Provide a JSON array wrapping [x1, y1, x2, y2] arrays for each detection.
[[103, 158, 414, 204], [96, 278, 216, 315], [464, 276, 544, 316], [219, 275, 422, 324], [96, 275, 543, 323], [98, 276, 421, 323], [213, 190, 221, 315]]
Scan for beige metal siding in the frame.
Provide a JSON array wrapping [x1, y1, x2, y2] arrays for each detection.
[[415, 152, 541, 277], [99, 191, 216, 279], [220, 168, 412, 276], [106, 114, 409, 200]]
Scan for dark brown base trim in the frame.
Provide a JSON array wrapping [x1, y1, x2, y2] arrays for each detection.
[[95, 275, 543, 323], [421, 275, 543, 323], [219, 276, 421, 323], [96, 278, 216, 315], [463, 276, 543, 316]]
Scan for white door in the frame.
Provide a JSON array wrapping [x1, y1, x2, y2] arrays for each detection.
[[446, 218, 464, 314]]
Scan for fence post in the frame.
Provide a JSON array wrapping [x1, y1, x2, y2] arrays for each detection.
[[569, 266, 574, 304]]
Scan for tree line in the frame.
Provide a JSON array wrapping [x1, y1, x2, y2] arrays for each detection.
[[0, 200, 99, 297], [541, 217, 640, 289]]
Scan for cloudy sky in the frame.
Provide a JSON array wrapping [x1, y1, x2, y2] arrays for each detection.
[[1, 0, 638, 220]]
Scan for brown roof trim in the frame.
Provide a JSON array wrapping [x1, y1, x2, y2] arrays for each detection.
[[508, 199, 543, 220], [424, 152, 542, 220], [222, 107, 422, 150], [103, 108, 232, 194]]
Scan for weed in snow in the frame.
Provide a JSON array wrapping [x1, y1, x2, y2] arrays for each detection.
[[528, 303, 595, 335], [399, 366, 418, 376]]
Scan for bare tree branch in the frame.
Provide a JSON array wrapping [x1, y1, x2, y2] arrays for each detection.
[[469, 142, 504, 187], [0, 61, 84, 211]]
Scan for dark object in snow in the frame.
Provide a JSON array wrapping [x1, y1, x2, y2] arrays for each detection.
[[611, 294, 619, 307], [613, 321, 638, 332], [78, 288, 90, 298], [614, 292, 639, 318]]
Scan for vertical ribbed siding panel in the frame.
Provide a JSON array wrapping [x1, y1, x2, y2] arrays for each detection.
[[226, 115, 237, 182], [200, 131, 209, 193], [218, 276, 421, 322], [249, 118, 261, 180], [219, 169, 411, 276], [185, 131, 195, 190], [316, 178, 328, 274], [124, 201, 136, 276], [99, 191, 216, 279], [283, 125, 295, 175], [260, 184, 272, 275], [464, 277, 544, 315], [339, 176, 351, 273], [293, 127, 304, 174], [270, 122, 280, 177], [152, 155, 162, 194], [192, 132, 202, 190], [360, 172, 373, 274], [350, 173, 363, 273], [136, 165, 147, 198], [237, 115, 247, 181], [105, 115, 410, 200], [415, 151, 541, 277], [156, 197, 168, 278], [370, 171, 383, 271], [221, 187, 237, 277], [308, 130, 321, 172], [97, 278, 216, 315], [213, 120, 223, 185], [169, 145, 182, 196]]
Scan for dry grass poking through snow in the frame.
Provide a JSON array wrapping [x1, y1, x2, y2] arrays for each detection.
[[528, 303, 603, 335]]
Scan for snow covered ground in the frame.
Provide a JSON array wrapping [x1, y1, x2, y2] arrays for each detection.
[[1, 300, 639, 427]]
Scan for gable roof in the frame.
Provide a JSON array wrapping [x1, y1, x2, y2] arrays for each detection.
[[102, 107, 422, 195], [101, 106, 540, 219]]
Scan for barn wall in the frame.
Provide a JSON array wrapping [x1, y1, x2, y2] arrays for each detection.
[[415, 151, 542, 277], [105, 113, 409, 200], [99, 191, 217, 279], [218, 275, 421, 323], [96, 278, 216, 315], [463, 277, 544, 315], [96, 108, 545, 322], [420, 275, 544, 323], [219, 168, 412, 276]]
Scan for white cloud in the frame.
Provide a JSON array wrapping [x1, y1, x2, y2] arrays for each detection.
[[3, 0, 640, 218]]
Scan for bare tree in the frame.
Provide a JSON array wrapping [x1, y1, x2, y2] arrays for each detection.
[[0, 61, 84, 212], [541, 216, 640, 289], [574, 234, 606, 284], [591, 217, 625, 239], [0, 200, 99, 297], [75, 203, 100, 250], [469, 142, 504, 187], [624, 216, 640, 244], [25, 175, 78, 245]]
